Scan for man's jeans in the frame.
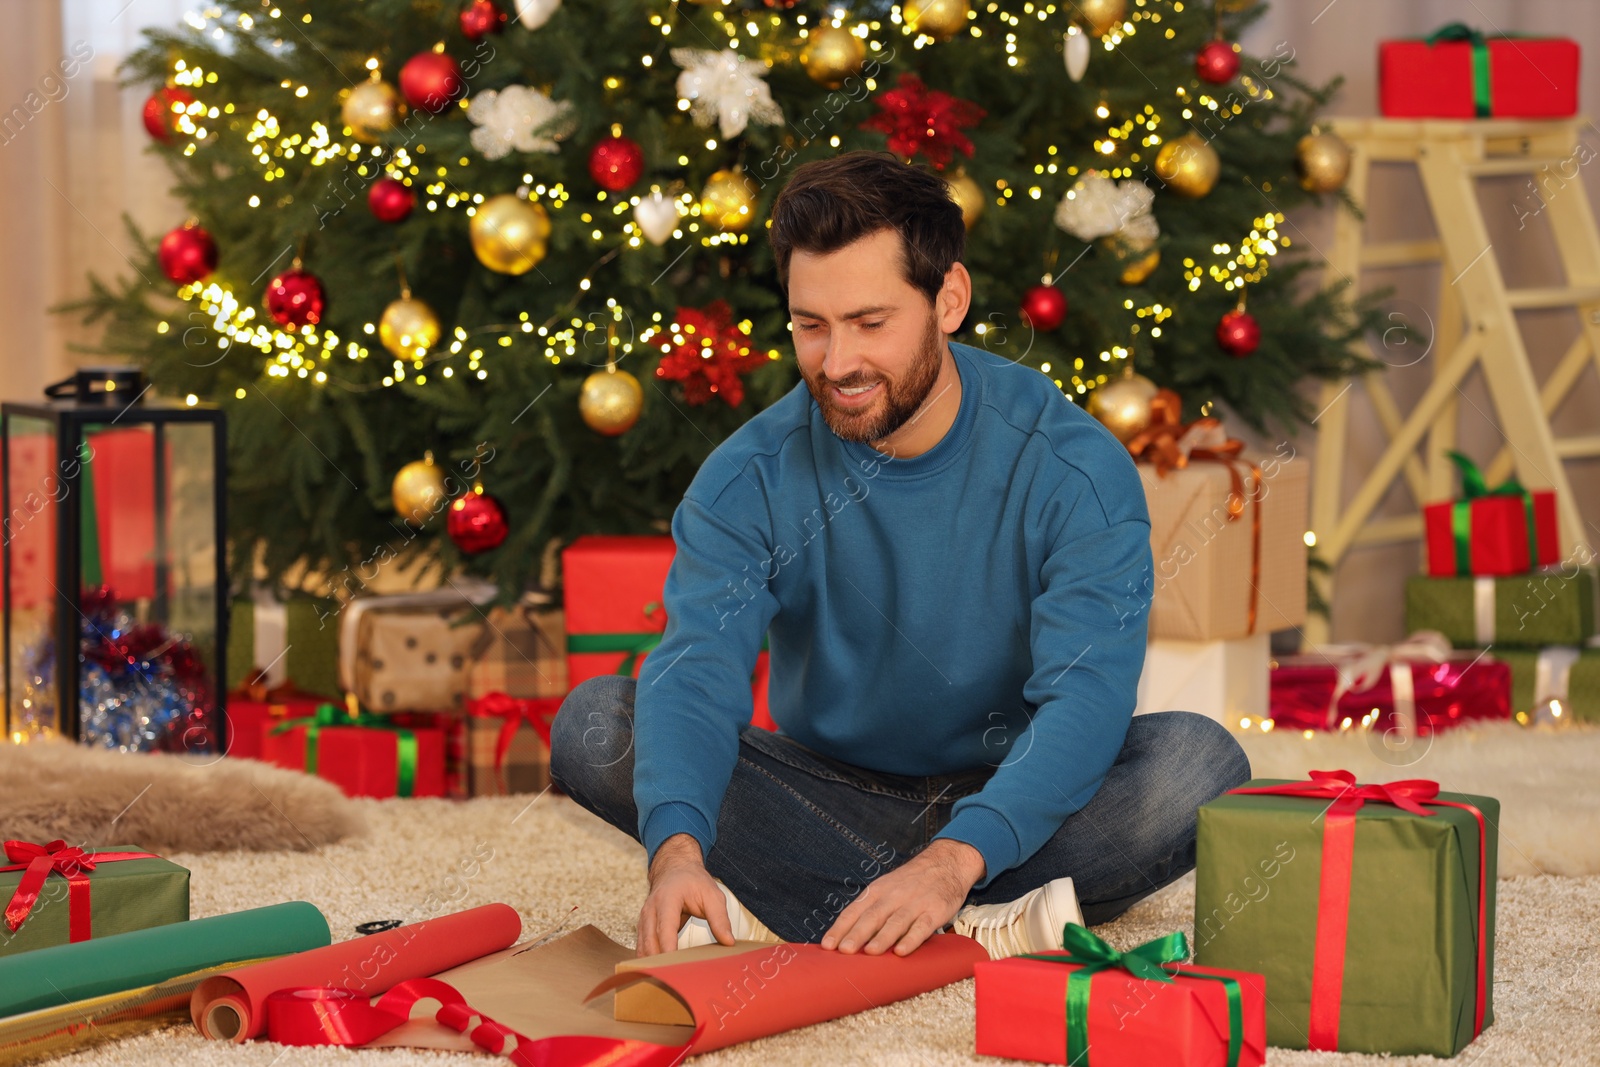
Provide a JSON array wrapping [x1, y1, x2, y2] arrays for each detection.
[[550, 675, 1252, 943]]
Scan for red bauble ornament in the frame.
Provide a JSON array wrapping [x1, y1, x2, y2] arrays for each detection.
[[264, 269, 326, 328], [368, 177, 416, 223], [459, 0, 507, 40], [447, 490, 509, 554], [588, 135, 645, 192], [1195, 40, 1240, 84], [399, 52, 465, 114], [1216, 308, 1261, 356], [142, 87, 195, 142], [157, 223, 218, 285], [1020, 285, 1068, 331]]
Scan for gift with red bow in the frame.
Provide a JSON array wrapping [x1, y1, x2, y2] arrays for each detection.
[[1194, 771, 1497, 1056], [460, 692, 562, 797], [1127, 391, 1308, 641], [0, 840, 187, 957]]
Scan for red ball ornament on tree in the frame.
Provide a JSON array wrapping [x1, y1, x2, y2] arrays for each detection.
[[264, 268, 326, 328], [399, 51, 465, 114], [1216, 308, 1261, 357], [1195, 40, 1240, 84], [142, 87, 195, 142], [157, 223, 218, 285], [588, 135, 644, 192], [1020, 285, 1068, 331], [368, 177, 416, 223], [447, 489, 509, 554], [459, 0, 507, 40]]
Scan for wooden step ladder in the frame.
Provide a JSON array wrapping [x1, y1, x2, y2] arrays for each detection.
[[1307, 117, 1600, 645]]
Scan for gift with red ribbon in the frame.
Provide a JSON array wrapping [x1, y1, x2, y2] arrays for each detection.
[[461, 691, 562, 797], [0, 841, 187, 957], [975, 923, 1266, 1066], [1194, 771, 1497, 1056], [1424, 452, 1559, 578], [262, 698, 446, 798], [1380, 24, 1579, 119]]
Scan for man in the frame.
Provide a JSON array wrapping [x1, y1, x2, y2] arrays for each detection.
[[551, 150, 1250, 960]]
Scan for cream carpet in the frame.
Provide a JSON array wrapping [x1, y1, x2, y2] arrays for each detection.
[[46, 723, 1600, 1067]]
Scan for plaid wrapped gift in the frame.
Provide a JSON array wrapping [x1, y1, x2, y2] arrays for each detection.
[[464, 606, 567, 700], [461, 693, 559, 797]]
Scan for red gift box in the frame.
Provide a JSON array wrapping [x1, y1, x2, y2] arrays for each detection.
[[1380, 31, 1579, 119], [263, 707, 446, 798], [562, 535, 774, 730], [224, 697, 324, 760], [1423, 452, 1559, 577], [1269, 646, 1510, 735], [975, 941, 1266, 1066]]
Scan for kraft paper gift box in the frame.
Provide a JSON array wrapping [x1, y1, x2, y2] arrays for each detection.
[[1134, 633, 1269, 723], [1139, 450, 1308, 642], [1194, 774, 1496, 1056], [0, 843, 188, 957], [342, 596, 492, 712], [1404, 570, 1595, 649]]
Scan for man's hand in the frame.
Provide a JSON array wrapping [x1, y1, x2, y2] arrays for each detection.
[[821, 839, 986, 957], [637, 833, 730, 957]]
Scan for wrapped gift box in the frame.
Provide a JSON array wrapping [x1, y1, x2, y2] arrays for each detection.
[[339, 589, 501, 713], [1195, 775, 1497, 1056], [223, 692, 325, 760], [1134, 633, 1268, 723], [263, 705, 446, 798], [974, 930, 1266, 1066], [225, 592, 341, 697], [1268, 648, 1510, 734], [1380, 31, 1580, 119], [1423, 491, 1559, 579], [465, 606, 568, 700], [1491, 646, 1600, 722], [562, 535, 774, 730], [0, 843, 187, 957], [1139, 451, 1308, 641], [461, 694, 560, 797], [1405, 571, 1595, 648]]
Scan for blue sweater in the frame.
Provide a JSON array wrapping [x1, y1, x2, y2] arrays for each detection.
[[633, 341, 1153, 887]]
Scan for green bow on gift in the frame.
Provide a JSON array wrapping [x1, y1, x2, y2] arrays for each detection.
[[1448, 450, 1539, 575], [269, 700, 419, 797], [1020, 924, 1243, 1067], [1425, 23, 1494, 117]]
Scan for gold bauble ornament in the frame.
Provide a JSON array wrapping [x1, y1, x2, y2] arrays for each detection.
[[1154, 132, 1220, 199], [903, 0, 970, 41], [378, 295, 441, 360], [944, 170, 984, 229], [1087, 370, 1159, 444], [700, 169, 758, 232], [392, 451, 448, 523], [801, 25, 867, 88], [1078, 0, 1127, 38], [580, 365, 643, 436], [342, 80, 405, 143], [1295, 131, 1352, 193], [470, 194, 551, 275], [1099, 231, 1160, 285]]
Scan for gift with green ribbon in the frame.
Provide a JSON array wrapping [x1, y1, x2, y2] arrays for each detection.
[[974, 923, 1265, 1066], [1423, 451, 1559, 578], [1379, 24, 1578, 119], [263, 697, 445, 798]]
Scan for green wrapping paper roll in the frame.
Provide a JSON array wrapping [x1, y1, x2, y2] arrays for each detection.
[[0, 901, 330, 1018]]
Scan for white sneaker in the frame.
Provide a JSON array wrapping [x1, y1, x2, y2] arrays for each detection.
[[676, 880, 783, 949], [949, 876, 1083, 959]]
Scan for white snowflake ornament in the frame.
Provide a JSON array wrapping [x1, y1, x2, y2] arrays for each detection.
[[467, 85, 575, 160], [515, 0, 561, 30], [671, 47, 784, 140], [1053, 172, 1158, 243]]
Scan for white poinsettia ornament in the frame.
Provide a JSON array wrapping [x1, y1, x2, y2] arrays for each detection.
[[1053, 171, 1159, 243], [515, 0, 560, 30], [467, 85, 575, 160], [671, 47, 784, 140]]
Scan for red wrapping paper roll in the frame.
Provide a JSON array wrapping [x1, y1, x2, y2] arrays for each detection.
[[189, 903, 521, 1042]]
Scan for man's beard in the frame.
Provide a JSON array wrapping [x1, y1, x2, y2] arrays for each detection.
[[805, 313, 944, 445]]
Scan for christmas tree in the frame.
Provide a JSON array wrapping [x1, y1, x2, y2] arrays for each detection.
[[74, 0, 1371, 605]]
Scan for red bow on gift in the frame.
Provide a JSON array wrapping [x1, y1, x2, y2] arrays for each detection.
[[1126, 389, 1251, 514], [466, 692, 555, 775], [2, 840, 160, 942]]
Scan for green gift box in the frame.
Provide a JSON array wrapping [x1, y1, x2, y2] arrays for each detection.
[[1194, 774, 1496, 1057], [1404, 570, 1594, 648], [0, 843, 188, 957], [226, 594, 341, 697], [1492, 646, 1600, 722]]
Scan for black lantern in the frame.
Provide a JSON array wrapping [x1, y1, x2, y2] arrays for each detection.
[[3, 368, 228, 751]]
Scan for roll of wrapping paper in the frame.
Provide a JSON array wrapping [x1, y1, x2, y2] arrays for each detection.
[[190, 902, 521, 1042], [0, 901, 329, 1019]]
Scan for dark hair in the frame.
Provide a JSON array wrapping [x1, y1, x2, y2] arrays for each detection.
[[768, 150, 966, 307]]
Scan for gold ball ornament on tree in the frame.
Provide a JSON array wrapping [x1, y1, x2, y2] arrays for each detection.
[[1077, 0, 1127, 38], [801, 25, 866, 89], [580, 364, 643, 436], [944, 170, 984, 229], [1099, 231, 1160, 285], [341, 80, 405, 143], [470, 194, 551, 274], [1296, 131, 1352, 193], [392, 451, 448, 523], [700, 169, 758, 232], [378, 295, 442, 360], [902, 0, 970, 41], [1154, 132, 1220, 199], [1086, 370, 1160, 444]]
